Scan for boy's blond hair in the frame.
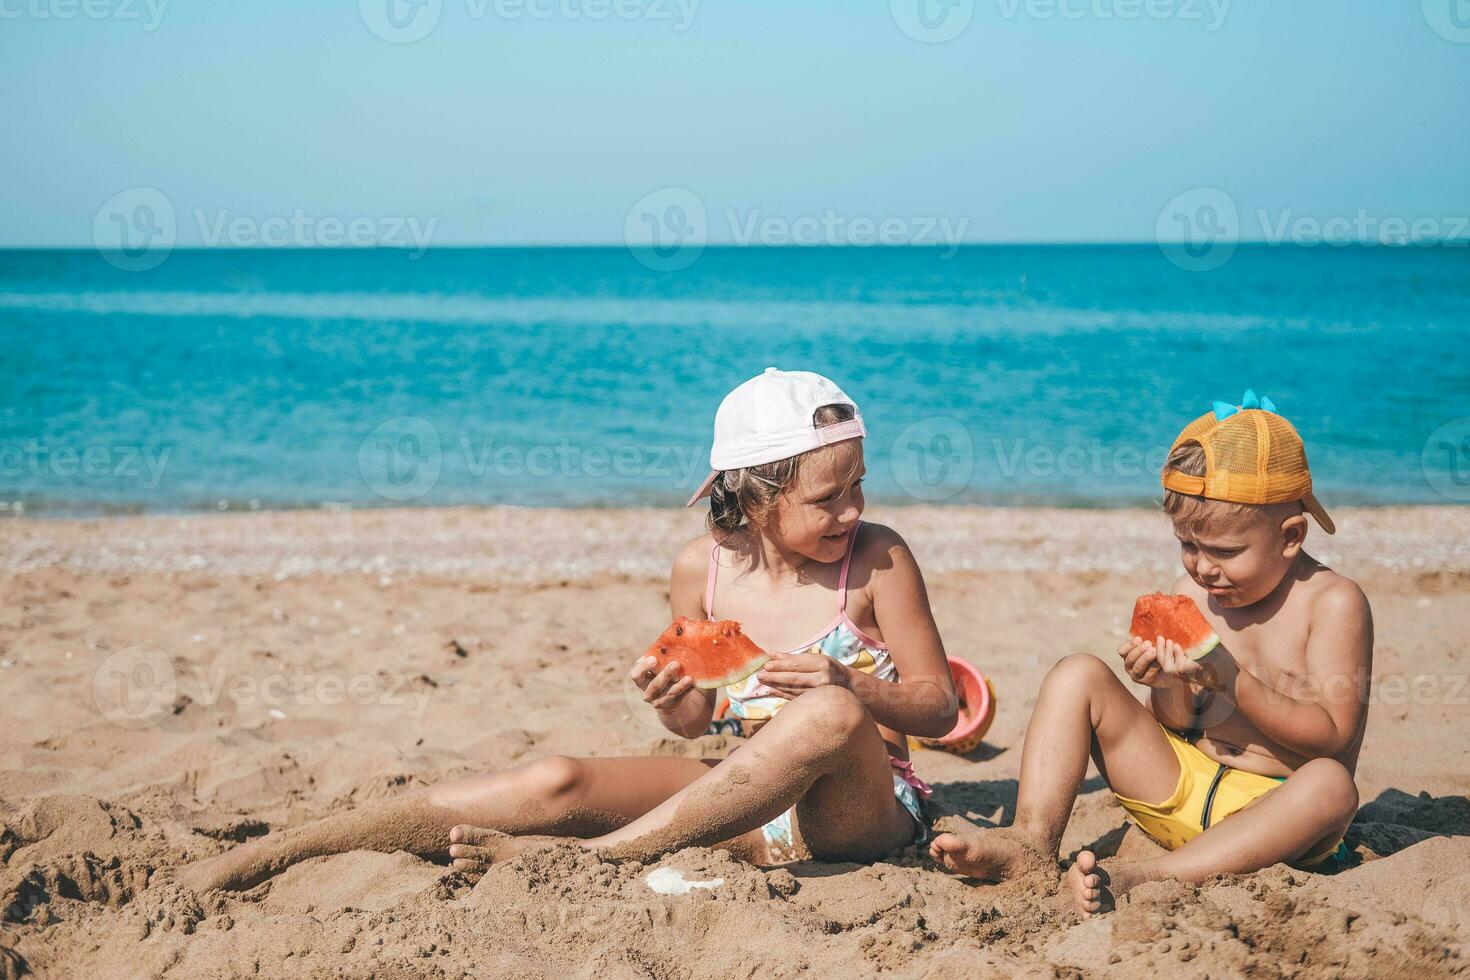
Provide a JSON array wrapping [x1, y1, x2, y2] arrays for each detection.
[[1163, 441, 1302, 535]]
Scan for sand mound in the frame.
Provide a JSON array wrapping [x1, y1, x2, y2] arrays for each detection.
[[4, 790, 1457, 978], [1, 795, 162, 925], [1070, 858, 1465, 978]]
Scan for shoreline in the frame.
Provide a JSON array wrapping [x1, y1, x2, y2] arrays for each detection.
[[4, 504, 1469, 582], [3, 488, 1454, 519]]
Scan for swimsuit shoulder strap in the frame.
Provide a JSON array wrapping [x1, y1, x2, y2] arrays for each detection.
[[837, 521, 863, 615], [704, 539, 720, 619]]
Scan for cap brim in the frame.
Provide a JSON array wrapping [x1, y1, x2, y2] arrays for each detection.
[[1303, 491, 1335, 535], [685, 470, 718, 508]]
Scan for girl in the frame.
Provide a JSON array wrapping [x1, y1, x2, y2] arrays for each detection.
[[177, 368, 956, 891]]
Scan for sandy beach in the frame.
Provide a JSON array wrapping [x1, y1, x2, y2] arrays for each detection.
[[1, 505, 1467, 978]]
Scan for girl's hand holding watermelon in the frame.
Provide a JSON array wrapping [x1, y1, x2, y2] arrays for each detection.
[[754, 653, 852, 697], [629, 655, 700, 712]]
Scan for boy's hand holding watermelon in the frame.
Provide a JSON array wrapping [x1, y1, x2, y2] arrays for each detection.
[[1117, 635, 1224, 692], [1118, 593, 1227, 691]]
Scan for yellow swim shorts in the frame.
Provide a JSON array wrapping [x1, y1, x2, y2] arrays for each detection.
[[1112, 726, 1346, 869]]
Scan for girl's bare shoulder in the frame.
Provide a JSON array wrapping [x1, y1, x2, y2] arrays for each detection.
[[672, 531, 717, 579], [669, 532, 718, 617], [853, 522, 922, 580]]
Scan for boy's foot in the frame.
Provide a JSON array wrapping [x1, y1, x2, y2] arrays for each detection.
[[928, 827, 1052, 882], [1067, 849, 1150, 918], [447, 825, 563, 873]]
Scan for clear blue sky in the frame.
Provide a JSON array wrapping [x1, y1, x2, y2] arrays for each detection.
[[3, 0, 1467, 246]]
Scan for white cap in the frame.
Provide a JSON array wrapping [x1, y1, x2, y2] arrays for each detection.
[[686, 368, 866, 507]]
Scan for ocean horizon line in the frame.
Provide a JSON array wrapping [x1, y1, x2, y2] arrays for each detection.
[[6, 240, 1470, 254]]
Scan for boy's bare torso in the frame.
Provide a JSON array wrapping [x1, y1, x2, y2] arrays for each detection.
[[1171, 556, 1366, 779]]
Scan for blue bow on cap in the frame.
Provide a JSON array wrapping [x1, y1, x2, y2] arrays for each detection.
[[1212, 389, 1278, 421]]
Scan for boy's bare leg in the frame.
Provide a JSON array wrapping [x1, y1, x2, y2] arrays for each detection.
[[930, 654, 1180, 881], [1071, 756, 1357, 916], [451, 686, 915, 868], [174, 754, 719, 892]]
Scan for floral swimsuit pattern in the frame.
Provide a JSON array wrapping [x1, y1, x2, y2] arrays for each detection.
[[705, 522, 931, 859]]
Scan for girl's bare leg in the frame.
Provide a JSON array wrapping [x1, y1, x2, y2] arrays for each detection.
[[1070, 757, 1357, 916], [175, 754, 722, 892], [452, 685, 916, 867], [930, 654, 1181, 881]]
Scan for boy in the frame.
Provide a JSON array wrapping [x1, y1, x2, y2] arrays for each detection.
[[930, 391, 1372, 916]]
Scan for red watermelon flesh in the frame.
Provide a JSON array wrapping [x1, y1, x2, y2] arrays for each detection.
[[1129, 593, 1220, 661], [643, 616, 771, 689]]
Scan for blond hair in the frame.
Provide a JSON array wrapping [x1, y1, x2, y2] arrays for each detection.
[[707, 403, 860, 534]]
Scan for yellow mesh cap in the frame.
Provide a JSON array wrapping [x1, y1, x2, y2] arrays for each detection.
[[1161, 398, 1335, 534]]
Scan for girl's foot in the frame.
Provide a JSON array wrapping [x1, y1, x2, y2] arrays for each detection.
[[172, 849, 261, 894], [447, 825, 564, 873], [1067, 850, 1148, 918], [928, 827, 1052, 882]]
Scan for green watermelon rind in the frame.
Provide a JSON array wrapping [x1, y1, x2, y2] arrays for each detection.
[[691, 653, 772, 690], [1186, 633, 1221, 662]]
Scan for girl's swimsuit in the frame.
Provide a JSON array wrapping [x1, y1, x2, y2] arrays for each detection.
[[705, 521, 931, 860]]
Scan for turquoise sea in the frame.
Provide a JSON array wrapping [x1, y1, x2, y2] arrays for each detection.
[[2, 245, 1467, 514]]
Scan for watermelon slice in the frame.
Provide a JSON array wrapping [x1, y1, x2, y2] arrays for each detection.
[[643, 616, 771, 689], [1129, 593, 1220, 661]]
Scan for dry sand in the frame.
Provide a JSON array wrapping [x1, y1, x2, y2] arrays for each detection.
[[1, 505, 1467, 978]]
